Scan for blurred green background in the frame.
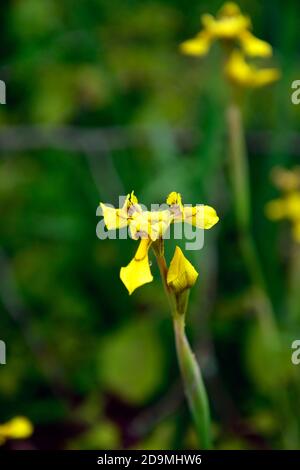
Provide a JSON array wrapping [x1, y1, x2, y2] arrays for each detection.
[[0, 0, 300, 450]]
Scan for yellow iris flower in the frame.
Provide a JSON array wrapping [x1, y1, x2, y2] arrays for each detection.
[[266, 167, 300, 243], [100, 192, 219, 294], [0, 417, 33, 445], [225, 50, 280, 88], [180, 2, 272, 58]]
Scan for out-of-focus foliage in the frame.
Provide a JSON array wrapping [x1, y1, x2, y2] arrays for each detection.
[[0, 0, 300, 449]]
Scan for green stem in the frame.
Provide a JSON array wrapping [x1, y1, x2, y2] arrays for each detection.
[[226, 102, 278, 334], [288, 242, 300, 325], [227, 100, 299, 448], [226, 102, 251, 232], [173, 313, 212, 449], [152, 244, 212, 449]]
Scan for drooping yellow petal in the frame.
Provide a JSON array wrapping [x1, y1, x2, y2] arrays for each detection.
[[239, 30, 272, 57], [180, 31, 212, 56], [225, 50, 280, 88], [225, 50, 253, 85], [0, 417, 33, 442], [183, 205, 219, 229], [100, 191, 140, 230], [120, 239, 153, 295], [167, 246, 198, 294]]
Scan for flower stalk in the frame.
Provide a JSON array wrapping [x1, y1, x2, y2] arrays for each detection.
[[152, 243, 212, 449], [226, 100, 278, 334], [288, 241, 300, 326], [173, 313, 211, 449]]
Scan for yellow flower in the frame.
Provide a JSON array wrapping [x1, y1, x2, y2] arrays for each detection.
[[167, 246, 199, 294], [225, 50, 280, 88], [266, 167, 300, 243], [180, 2, 272, 59], [0, 417, 33, 445], [100, 192, 219, 294]]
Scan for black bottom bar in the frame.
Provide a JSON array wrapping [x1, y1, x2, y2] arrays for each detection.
[[0, 450, 300, 468]]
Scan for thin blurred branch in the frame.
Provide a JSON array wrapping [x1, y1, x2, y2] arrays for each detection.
[[0, 126, 298, 155], [0, 126, 197, 153]]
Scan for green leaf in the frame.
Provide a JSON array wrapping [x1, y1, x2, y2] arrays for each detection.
[[98, 318, 165, 405]]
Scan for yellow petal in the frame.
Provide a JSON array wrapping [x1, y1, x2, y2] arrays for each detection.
[[147, 210, 173, 240], [167, 246, 198, 294], [166, 191, 182, 207], [120, 239, 153, 295], [218, 2, 241, 17], [180, 31, 212, 56], [285, 193, 300, 220], [166, 191, 184, 215], [100, 203, 129, 230], [183, 205, 219, 229], [127, 191, 138, 206], [0, 417, 33, 440], [100, 191, 140, 230], [225, 50, 253, 86], [167, 193, 219, 229], [239, 30, 272, 57], [202, 13, 250, 39]]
